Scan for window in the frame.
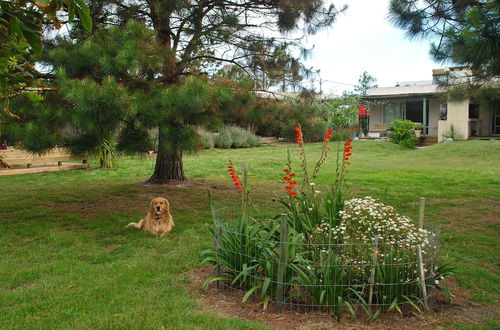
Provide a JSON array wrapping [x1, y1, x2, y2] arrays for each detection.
[[383, 102, 404, 124], [469, 104, 479, 119], [433, 74, 448, 84]]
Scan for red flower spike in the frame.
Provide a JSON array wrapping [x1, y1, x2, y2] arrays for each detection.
[[284, 169, 290, 173], [283, 176, 290, 181], [290, 191, 297, 197], [324, 129, 333, 142], [227, 161, 243, 193], [294, 126, 304, 144], [290, 173, 296, 177]]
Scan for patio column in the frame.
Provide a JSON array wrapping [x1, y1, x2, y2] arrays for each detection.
[[423, 97, 427, 135]]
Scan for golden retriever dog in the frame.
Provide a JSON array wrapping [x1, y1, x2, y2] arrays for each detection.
[[126, 197, 174, 238]]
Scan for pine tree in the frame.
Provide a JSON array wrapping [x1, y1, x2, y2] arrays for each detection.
[[389, 0, 500, 85], [68, 0, 345, 183], [354, 71, 378, 96], [4, 1, 344, 182]]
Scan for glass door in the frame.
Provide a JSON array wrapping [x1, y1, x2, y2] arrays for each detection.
[[383, 102, 404, 124], [493, 101, 500, 135], [404, 100, 430, 135]]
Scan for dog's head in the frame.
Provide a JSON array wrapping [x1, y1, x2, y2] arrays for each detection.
[[150, 197, 170, 218]]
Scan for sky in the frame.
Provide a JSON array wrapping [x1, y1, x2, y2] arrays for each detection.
[[300, 0, 441, 94]]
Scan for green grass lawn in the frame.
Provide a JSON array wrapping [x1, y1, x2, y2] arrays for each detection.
[[0, 140, 499, 329]]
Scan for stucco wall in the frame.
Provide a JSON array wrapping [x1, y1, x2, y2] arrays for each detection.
[[446, 99, 470, 140], [428, 98, 441, 136]]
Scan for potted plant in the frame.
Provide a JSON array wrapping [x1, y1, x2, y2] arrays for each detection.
[[413, 122, 423, 137]]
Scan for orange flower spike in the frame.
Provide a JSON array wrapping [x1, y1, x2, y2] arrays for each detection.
[[228, 161, 243, 193], [294, 126, 303, 144], [324, 129, 333, 142]]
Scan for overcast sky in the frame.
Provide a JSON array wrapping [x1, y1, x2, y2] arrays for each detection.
[[300, 0, 441, 94]]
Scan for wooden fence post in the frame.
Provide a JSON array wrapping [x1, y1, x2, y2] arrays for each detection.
[[276, 213, 289, 312], [419, 197, 426, 229], [416, 244, 429, 311], [368, 235, 379, 308], [418, 196, 429, 309]]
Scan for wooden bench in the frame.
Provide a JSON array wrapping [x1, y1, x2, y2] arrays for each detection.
[[368, 123, 388, 137], [0, 147, 88, 176]]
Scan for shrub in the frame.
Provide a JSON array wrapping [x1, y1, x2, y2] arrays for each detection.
[[228, 125, 248, 147], [280, 118, 327, 142], [389, 120, 417, 149], [214, 125, 261, 149], [197, 128, 215, 149], [214, 127, 233, 148], [246, 133, 261, 147]]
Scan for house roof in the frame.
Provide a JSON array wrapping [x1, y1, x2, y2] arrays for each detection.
[[255, 91, 337, 100], [364, 84, 443, 99]]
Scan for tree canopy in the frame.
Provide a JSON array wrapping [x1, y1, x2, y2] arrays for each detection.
[[77, 0, 346, 183], [389, 0, 500, 85], [354, 71, 378, 96], [2, 0, 346, 183]]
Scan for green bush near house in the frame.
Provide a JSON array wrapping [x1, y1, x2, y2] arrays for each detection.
[[389, 120, 417, 149]]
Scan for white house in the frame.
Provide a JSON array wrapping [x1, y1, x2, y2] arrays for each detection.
[[364, 68, 500, 142]]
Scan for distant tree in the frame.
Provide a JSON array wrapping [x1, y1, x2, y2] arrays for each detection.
[[389, 0, 500, 87], [354, 71, 378, 96], [318, 92, 360, 129]]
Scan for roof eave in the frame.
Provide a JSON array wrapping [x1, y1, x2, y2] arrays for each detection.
[[362, 92, 444, 100]]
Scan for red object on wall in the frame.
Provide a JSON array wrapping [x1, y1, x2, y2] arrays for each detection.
[[358, 104, 368, 117]]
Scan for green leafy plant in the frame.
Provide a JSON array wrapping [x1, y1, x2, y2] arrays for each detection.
[[388, 120, 417, 149], [292, 252, 354, 319], [443, 124, 464, 140]]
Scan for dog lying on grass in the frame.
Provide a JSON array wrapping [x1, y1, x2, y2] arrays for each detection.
[[126, 197, 174, 238]]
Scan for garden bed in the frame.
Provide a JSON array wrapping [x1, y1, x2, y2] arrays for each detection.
[[190, 265, 492, 329], [202, 200, 445, 320]]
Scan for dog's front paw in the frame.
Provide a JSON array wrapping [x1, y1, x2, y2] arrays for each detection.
[[126, 222, 135, 228]]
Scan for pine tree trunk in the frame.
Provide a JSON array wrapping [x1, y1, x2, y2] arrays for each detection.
[[146, 132, 187, 184]]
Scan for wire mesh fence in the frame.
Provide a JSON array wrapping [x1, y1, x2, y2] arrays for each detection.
[[204, 202, 441, 317]]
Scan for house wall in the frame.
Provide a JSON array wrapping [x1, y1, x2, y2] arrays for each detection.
[[368, 98, 441, 136], [446, 99, 470, 140], [428, 98, 441, 136], [438, 121, 447, 142], [368, 104, 383, 131]]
